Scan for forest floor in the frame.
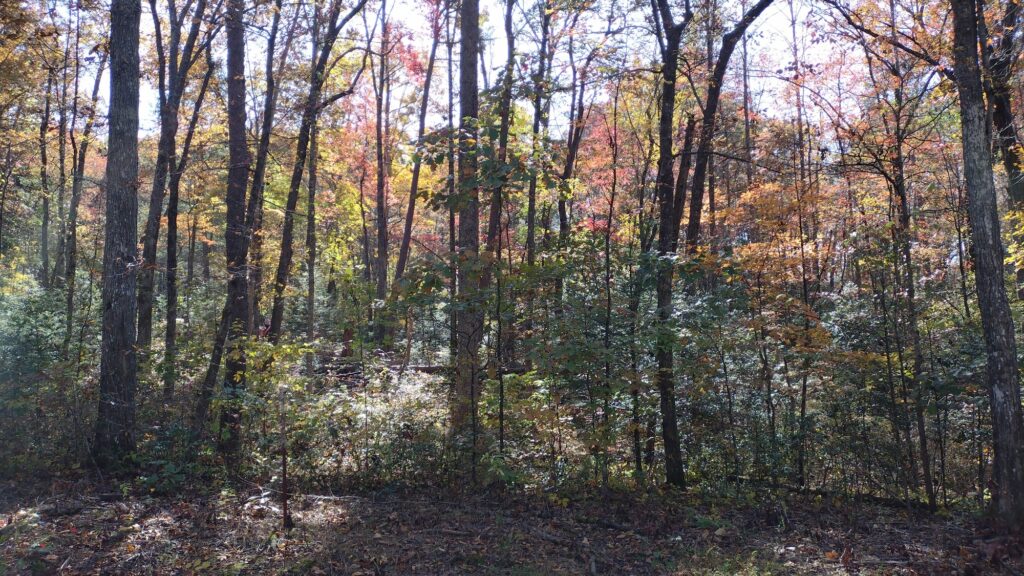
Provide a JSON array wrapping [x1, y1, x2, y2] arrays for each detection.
[[1, 478, 1022, 575]]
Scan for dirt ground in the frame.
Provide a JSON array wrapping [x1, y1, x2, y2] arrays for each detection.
[[1, 479, 1021, 575]]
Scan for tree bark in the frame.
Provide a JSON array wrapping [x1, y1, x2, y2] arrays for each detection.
[[453, 0, 484, 482], [951, 0, 1024, 525], [650, 0, 694, 489], [268, 0, 366, 340], [393, 13, 440, 285], [39, 71, 53, 288], [305, 119, 318, 375], [217, 0, 251, 461], [63, 54, 107, 357], [95, 0, 140, 469], [373, 0, 391, 343], [525, 0, 550, 271], [247, 0, 298, 332]]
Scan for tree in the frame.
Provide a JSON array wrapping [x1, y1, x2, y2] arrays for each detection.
[[136, 0, 215, 351], [211, 0, 251, 462], [649, 0, 694, 488], [267, 0, 368, 341], [453, 0, 484, 480], [685, 0, 774, 249], [394, 0, 443, 286], [950, 0, 1024, 525], [95, 0, 140, 468]]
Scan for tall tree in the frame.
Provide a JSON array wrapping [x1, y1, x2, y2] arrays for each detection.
[[217, 0, 250, 460], [394, 0, 442, 286], [453, 0, 484, 480], [38, 70, 53, 288], [685, 0, 774, 249], [95, 0, 140, 468], [373, 0, 391, 343], [950, 0, 1024, 525], [650, 0, 693, 488], [137, 0, 213, 350], [63, 54, 108, 357], [248, 0, 301, 332], [193, 0, 295, 434], [267, 0, 368, 341], [164, 57, 214, 398]]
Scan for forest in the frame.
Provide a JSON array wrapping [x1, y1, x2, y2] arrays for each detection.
[[1, 0, 1024, 572]]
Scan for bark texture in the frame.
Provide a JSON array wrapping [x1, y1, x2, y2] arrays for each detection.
[[951, 0, 1024, 525], [95, 0, 141, 468]]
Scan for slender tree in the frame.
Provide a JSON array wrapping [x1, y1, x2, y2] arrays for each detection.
[[267, 0, 368, 341], [216, 0, 250, 460], [453, 0, 484, 480], [164, 57, 214, 398], [394, 0, 442, 285], [137, 0, 213, 350], [650, 0, 693, 488], [685, 0, 774, 249]]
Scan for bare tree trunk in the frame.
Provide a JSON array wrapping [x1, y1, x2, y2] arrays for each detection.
[[0, 143, 13, 256], [650, 0, 694, 487], [525, 0, 549, 271], [39, 71, 54, 288], [95, 0, 140, 469], [63, 54, 108, 358], [164, 58, 213, 399], [982, 0, 1023, 205], [268, 0, 366, 340], [445, 4, 457, 363], [393, 13, 440, 285], [137, 0, 211, 350], [482, 0, 515, 275], [453, 0, 484, 483], [305, 119, 318, 376], [50, 20, 73, 285], [685, 0, 774, 249], [951, 0, 1024, 525], [373, 0, 391, 343], [217, 0, 251, 463], [248, 0, 298, 333]]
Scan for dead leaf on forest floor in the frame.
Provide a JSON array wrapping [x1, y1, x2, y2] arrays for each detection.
[[1, 482, 1021, 575]]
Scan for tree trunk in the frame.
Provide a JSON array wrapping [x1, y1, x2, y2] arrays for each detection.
[[64, 54, 108, 357], [951, 0, 1024, 525], [39, 71, 53, 288], [247, 0, 296, 333], [525, 0, 550, 271], [137, 0, 210, 351], [453, 0, 484, 482], [95, 0, 140, 469], [218, 0, 251, 462], [445, 6, 458, 364], [650, 0, 693, 488], [164, 58, 213, 399], [686, 0, 774, 249], [373, 1, 391, 343], [268, 0, 364, 340], [393, 16, 440, 285], [305, 119, 318, 376]]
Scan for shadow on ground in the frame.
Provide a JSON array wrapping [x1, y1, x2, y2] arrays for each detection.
[[1, 480, 1020, 575]]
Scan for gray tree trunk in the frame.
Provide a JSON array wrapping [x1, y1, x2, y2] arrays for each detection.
[[951, 0, 1024, 526], [95, 0, 141, 469]]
